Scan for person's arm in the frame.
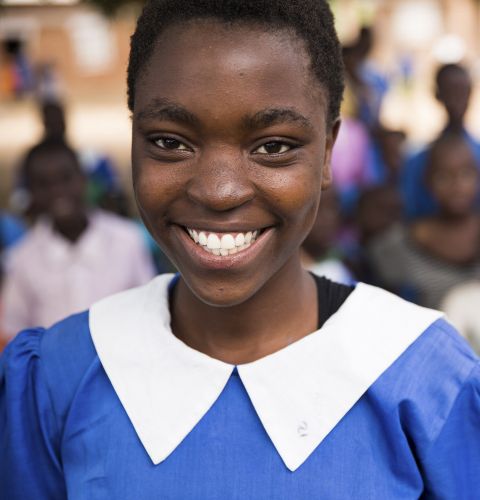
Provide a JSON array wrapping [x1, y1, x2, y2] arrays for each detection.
[[419, 362, 480, 496], [0, 329, 67, 498]]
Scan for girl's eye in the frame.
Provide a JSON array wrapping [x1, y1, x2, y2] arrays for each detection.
[[254, 142, 292, 155], [154, 138, 190, 151]]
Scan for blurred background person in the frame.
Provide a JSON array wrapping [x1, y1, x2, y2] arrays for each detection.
[[368, 127, 406, 187], [346, 184, 403, 284], [301, 188, 354, 285], [14, 100, 125, 222], [401, 63, 480, 220], [31, 100, 174, 274], [343, 26, 390, 131], [368, 132, 480, 308], [0, 139, 155, 341]]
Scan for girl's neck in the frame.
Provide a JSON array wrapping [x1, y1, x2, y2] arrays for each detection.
[[170, 257, 318, 365]]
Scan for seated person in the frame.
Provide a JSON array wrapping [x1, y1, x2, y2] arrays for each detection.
[[0, 139, 156, 340], [401, 63, 480, 219], [369, 132, 480, 308]]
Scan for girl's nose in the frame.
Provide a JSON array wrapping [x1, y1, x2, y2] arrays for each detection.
[[186, 150, 255, 212]]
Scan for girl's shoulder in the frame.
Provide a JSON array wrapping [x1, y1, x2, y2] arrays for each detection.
[[1, 311, 97, 417]]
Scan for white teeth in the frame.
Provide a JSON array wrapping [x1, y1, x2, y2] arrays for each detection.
[[220, 234, 236, 250], [198, 232, 207, 246], [186, 227, 262, 256], [207, 233, 221, 249], [235, 233, 245, 246]]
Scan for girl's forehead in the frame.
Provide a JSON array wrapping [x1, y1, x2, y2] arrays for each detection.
[[149, 20, 311, 80], [134, 20, 327, 124], [156, 18, 307, 54]]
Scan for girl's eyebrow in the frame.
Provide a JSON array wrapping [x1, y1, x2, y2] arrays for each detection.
[[135, 99, 313, 132], [136, 98, 199, 127], [243, 108, 314, 132]]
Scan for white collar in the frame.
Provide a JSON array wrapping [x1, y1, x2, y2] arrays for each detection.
[[89, 274, 443, 471]]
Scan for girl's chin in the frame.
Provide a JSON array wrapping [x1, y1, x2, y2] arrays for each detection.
[[177, 273, 268, 309]]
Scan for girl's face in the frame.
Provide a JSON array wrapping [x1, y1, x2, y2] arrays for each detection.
[[132, 20, 337, 306]]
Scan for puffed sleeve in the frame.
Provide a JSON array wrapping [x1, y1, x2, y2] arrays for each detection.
[[0, 329, 67, 499], [420, 361, 480, 497]]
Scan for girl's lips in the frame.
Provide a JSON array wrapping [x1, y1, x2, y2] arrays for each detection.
[[173, 224, 274, 270]]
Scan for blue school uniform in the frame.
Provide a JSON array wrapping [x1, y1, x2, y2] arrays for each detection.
[[1, 274, 479, 499]]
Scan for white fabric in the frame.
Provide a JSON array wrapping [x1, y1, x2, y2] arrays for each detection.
[[307, 258, 354, 286], [442, 281, 480, 354], [1, 210, 156, 339], [89, 274, 443, 471]]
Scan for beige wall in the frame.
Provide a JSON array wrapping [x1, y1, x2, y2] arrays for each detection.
[[0, 4, 138, 205]]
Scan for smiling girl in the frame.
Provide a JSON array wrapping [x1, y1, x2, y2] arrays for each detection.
[[1, 1, 479, 498]]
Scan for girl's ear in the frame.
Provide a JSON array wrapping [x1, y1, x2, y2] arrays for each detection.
[[321, 119, 341, 190]]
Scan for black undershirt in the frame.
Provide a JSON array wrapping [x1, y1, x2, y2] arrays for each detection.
[[311, 273, 354, 329]]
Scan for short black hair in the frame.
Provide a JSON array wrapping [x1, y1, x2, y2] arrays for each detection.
[[21, 139, 82, 188], [127, 0, 344, 125]]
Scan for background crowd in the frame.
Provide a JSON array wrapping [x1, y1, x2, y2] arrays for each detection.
[[1, 0, 480, 353]]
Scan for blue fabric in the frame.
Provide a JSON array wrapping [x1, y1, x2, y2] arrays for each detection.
[[358, 64, 390, 128], [0, 213, 26, 250], [400, 131, 480, 220], [1, 313, 479, 499], [367, 141, 389, 187]]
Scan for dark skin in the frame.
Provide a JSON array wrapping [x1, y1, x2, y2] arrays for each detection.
[[27, 149, 89, 243], [436, 69, 472, 133], [132, 21, 338, 364], [41, 103, 66, 141], [412, 140, 480, 264]]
